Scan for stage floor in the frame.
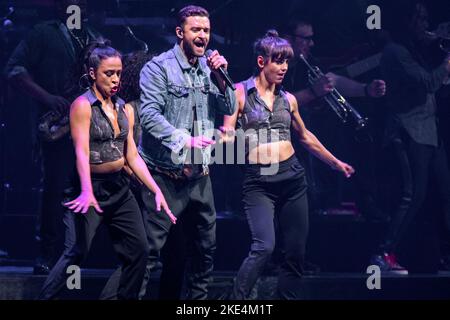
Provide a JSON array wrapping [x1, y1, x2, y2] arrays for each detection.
[[1, 265, 450, 300]]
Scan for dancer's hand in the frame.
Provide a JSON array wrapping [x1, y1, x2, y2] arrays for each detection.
[[64, 191, 103, 214], [155, 191, 176, 224], [219, 126, 236, 143], [332, 160, 355, 178]]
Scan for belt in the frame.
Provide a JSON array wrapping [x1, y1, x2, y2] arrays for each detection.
[[154, 165, 209, 180]]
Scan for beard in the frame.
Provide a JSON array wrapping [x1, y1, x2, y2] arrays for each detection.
[[183, 40, 207, 58]]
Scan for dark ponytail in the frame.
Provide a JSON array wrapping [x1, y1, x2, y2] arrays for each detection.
[[63, 38, 121, 101], [84, 40, 121, 74], [265, 29, 279, 38], [253, 29, 293, 73]]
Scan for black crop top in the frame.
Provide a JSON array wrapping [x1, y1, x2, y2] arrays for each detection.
[[81, 89, 128, 164], [238, 77, 292, 155]]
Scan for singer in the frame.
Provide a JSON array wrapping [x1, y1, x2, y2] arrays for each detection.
[[221, 30, 354, 299], [111, 5, 236, 299]]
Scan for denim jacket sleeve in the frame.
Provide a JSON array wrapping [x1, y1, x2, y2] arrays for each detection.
[[139, 60, 191, 154]]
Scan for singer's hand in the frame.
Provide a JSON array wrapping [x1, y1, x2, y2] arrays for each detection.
[[185, 136, 216, 149], [206, 50, 228, 72]]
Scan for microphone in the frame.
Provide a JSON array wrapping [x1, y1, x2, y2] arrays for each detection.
[[205, 49, 235, 90]]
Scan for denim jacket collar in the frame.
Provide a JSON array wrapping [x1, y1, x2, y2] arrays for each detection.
[[173, 43, 208, 75]]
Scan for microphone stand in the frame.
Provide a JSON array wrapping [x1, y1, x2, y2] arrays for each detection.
[[124, 25, 148, 53], [115, 0, 149, 53]]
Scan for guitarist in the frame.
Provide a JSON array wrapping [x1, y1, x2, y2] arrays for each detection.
[[5, 0, 101, 275]]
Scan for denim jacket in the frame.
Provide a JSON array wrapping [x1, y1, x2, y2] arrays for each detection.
[[138, 44, 236, 172]]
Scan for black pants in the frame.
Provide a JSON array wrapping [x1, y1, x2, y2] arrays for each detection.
[[101, 171, 216, 300], [232, 155, 309, 300], [100, 178, 187, 300], [38, 171, 148, 300], [38, 137, 75, 265], [130, 177, 188, 300], [381, 132, 450, 253]]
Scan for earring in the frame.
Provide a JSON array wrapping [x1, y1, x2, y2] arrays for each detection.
[[78, 73, 90, 90]]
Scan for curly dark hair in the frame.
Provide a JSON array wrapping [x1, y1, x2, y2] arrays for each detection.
[[119, 50, 156, 103]]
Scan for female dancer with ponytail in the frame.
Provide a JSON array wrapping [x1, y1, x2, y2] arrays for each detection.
[[38, 42, 175, 300], [222, 30, 354, 299]]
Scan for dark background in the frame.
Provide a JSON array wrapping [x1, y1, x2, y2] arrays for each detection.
[[0, 0, 449, 272]]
